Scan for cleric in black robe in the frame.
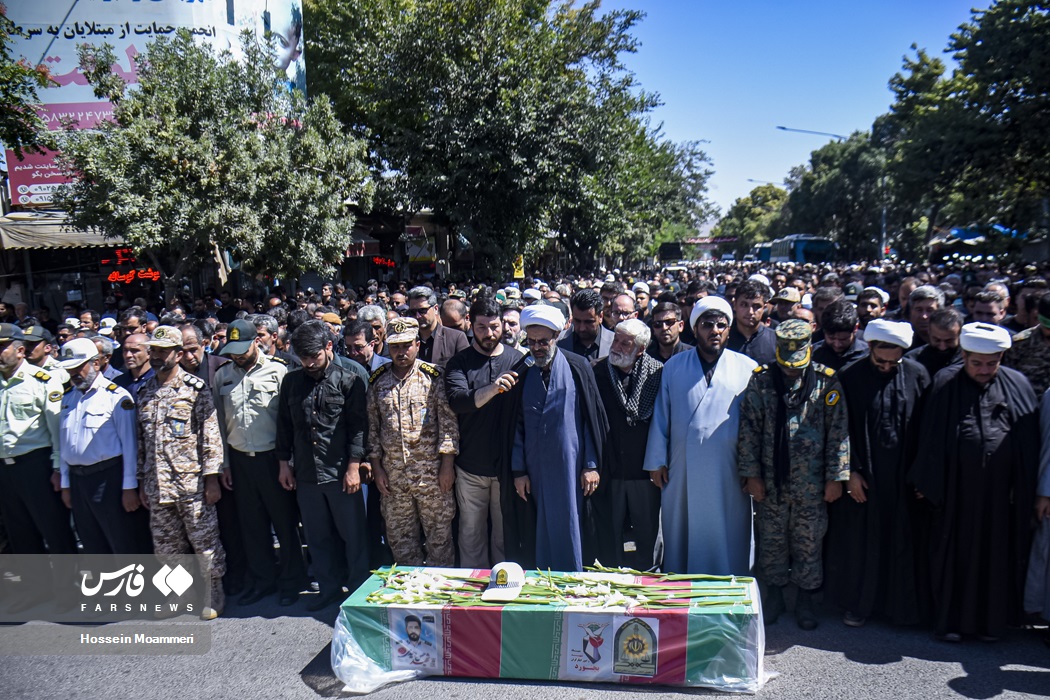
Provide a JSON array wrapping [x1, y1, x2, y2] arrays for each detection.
[[909, 322, 1041, 641], [825, 320, 930, 626], [498, 304, 610, 570]]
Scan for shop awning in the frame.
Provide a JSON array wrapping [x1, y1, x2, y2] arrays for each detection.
[[346, 228, 380, 258], [0, 212, 123, 249]]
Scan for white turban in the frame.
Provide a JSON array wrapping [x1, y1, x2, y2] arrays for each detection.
[[863, 286, 891, 305], [690, 296, 734, 330], [520, 304, 565, 333], [960, 322, 1012, 354], [522, 288, 542, 301], [864, 319, 913, 349]]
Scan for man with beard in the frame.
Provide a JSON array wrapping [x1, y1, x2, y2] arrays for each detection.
[[408, 286, 468, 369], [23, 325, 69, 386], [500, 304, 526, 352], [1004, 292, 1050, 396], [812, 300, 868, 371], [137, 326, 226, 619], [905, 308, 963, 378], [645, 297, 756, 576], [825, 320, 930, 628], [738, 319, 850, 630], [342, 320, 391, 373], [368, 317, 459, 567], [646, 301, 693, 363], [507, 304, 609, 571], [277, 321, 369, 611], [910, 323, 1040, 642], [593, 319, 663, 570], [179, 324, 228, 388], [727, 279, 776, 366], [214, 319, 305, 608], [855, 287, 888, 337], [558, 289, 613, 363], [250, 314, 299, 367], [444, 297, 522, 567], [56, 338, 146, 554]]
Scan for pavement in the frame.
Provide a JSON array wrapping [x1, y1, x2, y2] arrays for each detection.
[[1, 590, 1048, 700]]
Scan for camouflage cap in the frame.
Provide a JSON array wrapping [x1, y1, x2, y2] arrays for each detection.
[[775, 318, 813, 369], [386, 316, 419, 344], [144, 325, 184, 348]]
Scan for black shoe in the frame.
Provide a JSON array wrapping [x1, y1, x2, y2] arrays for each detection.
[[763, 585, 785, 625], [843, 611, 866, 628], [306, 590, 344, 612], [795, 588, 818, 631], [935, 631, 962, 643], [278, 592, 299, 607], [237, 586, 277, 606]]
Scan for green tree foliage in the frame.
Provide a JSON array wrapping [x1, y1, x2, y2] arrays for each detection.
[[712, 184, 787, 258], [51, 30, 372, 301], [0, 3, 54, 158], [305, 0, 713, 268]]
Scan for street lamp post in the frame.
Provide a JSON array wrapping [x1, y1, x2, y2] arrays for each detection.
[[776, 126, 888, 260]]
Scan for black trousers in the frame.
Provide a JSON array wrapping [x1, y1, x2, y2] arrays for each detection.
[[0, 447, 76, 555], [69, 458, 150, 555], [230, 449, 307, 595], [608, 478, 662, 571], [296, 480, 369, 598], [216, 463, 247, 591]]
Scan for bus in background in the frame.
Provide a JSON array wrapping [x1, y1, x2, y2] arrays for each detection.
[[745, 241, 773, 262], [769, 234, 837, 264]]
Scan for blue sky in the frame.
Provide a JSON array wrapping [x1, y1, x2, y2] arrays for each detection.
[[602, 0, 987, 221]]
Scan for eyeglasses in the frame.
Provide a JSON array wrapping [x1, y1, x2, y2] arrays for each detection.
[[698, 320, 729, 332], [652, 319, 679, 328], [525, 337, 554, 347], [407, 306, 432, 317]]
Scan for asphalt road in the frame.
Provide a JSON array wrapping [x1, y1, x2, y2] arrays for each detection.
[[1, 590, 1048, 700]]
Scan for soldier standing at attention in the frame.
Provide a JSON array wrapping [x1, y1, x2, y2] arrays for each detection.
[[137, 326, 226, 620], [368, 317, 459, 567], [738, 319, 850, 630], [56, 338, 145, 554], [0, 323, 76, 613]]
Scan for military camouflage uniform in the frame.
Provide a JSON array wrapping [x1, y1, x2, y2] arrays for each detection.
[[1003, 326, 1050, 395], [738, 362, 850, 590], [367, 360, 459, 566], [137, 367, 226, 609]]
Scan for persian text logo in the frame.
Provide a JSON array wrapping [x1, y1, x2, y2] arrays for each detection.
[[79, 563, 194, 598], [152, 564, 194, 596], [81, 564, 147, 597]]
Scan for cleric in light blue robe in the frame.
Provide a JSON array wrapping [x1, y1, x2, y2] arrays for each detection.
[[644, 296, 757, 576], [510, 304, 607, 572]]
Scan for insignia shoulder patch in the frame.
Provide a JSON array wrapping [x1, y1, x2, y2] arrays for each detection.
[[419, 362, 440, 378], [369, 364, 389, 384], [825, 390, 841, 406], [48, 390, 62, 402], [33, 370, 51, 382], [121, 398, 135, 410], [270, 356, 288, 365], [753, 364, 768, 374], [106, 383, 119, 392], [185, 375, 205, 390]]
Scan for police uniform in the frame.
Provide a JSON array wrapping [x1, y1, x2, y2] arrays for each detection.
[[59, 359, 146, 554], [137, 326, 226, 615], [214, 320, 306, 603], [737, 319, 850, 628], [367, 317, 460, 567], [0, 331, 76, 558]]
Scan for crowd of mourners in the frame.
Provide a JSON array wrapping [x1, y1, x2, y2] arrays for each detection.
[[1, 257, 1048, 643]]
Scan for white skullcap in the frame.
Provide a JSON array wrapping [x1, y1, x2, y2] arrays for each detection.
[[864, 319, 913, 349], [522, 288, 542, 301], [632, 281, 650, 294], [863, 286, 891, 305], [748, 273, 770, 287], [520, 304, 565, 333], [960, 322, 1012, 354], [690, 296, 734, 329]]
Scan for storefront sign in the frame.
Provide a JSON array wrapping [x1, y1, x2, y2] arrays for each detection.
[[372, 256, 397, 269], [107, 268, 162, 284]]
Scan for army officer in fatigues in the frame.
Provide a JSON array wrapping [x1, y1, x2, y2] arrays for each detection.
[[137, 326, 226, 619], [0, 323, 76, 613], [368, 317, 459, 567], [738, 319, 850, 631]]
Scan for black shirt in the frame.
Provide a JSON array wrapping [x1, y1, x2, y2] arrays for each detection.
[[811, 337, 869, 371], [275, 361, 367, 485], [571, 334, 600, 362], [444, 345, 522, 477], [645, 339, 693, 364], [727, 323, 777, 366]]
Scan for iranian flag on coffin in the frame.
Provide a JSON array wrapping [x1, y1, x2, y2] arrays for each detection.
[[336, 568, 762, 691]]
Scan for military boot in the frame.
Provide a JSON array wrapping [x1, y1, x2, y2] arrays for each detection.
[[795, 588, 818, 631], [762, 585, 785, 625]]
